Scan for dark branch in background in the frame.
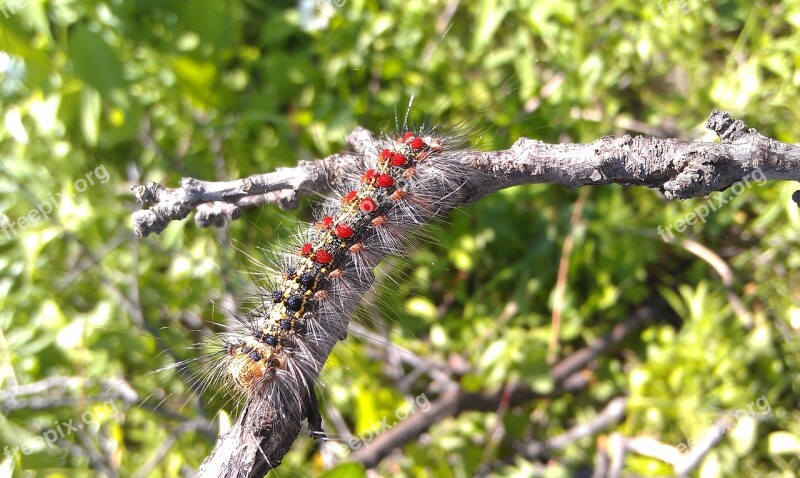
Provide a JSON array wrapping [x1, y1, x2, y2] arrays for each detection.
[[520, 397, 628, 461], [0, 376, 138, 412], [350, 309, 653, 470], [128, 111, 800, 477], [133, 110, 800, 237]]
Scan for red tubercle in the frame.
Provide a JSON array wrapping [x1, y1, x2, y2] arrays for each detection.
[[300, 243, 313, 256], [378, 148, 392, 164], [317, 216, 333, 229], [359, 197, 377, 212], [342, 190, 357, 205], [361, 169, 378, 183], [391, 153, 407, 167], [315, 249, 333, 264], [410, 137, 425, 150], [401, 132, 414, 142], [349, 242, 364, 253], [377, 174, 395, 188], [335, 224, 354, 239], [372, 215, 387, 227]]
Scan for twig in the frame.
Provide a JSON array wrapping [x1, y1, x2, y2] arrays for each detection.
[[674, 238, 753, 328], [598, 416, 734, 476], [548, 187, 589, 362], [133, 131, 370, 237], [624, 435, 685, 467], [520, 396, 627, 460], [674, 416, 734, 476], [0, 377, 138, 412]]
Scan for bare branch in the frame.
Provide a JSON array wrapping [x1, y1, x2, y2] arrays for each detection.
[[520, 396, 628, 461], [132, 152, 365, 237], [0, 376, 138, 412], [599, 416, 736, 477], [674, 416, 735, 476], [134, 110, 800, 237]]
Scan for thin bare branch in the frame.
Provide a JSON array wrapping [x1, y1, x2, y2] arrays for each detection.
[[599, 416, 735, 477], [520, 396, 628, 460]]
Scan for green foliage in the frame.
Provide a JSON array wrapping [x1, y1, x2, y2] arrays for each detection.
[[1, 0, 799, 477]]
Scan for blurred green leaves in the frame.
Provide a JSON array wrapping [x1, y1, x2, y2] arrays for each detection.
[[67, 26, 126, 101], [1, 0, 799, 477]]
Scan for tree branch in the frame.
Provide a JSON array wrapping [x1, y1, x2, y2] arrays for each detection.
[[519, 396, 628, 461], [601, 415, 734, 477], [133, 110, 800, 237]]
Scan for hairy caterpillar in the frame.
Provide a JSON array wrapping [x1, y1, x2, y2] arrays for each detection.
[[125, 77, 548, 474], [184, 122, 485, 467], [121, 26, 536, 473]]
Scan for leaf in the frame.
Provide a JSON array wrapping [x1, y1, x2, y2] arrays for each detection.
[[0, 19, 52, 88], [80, 88, 100, 147], [404, 297, 437, 321], [169, 56, 218, 105], [67, 26, 126, 98], [768, 431, 800, 456], [729, 416, 757, 456], [698, 451, 722, 478]]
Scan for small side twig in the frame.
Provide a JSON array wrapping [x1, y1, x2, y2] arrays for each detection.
[[599, 416, 735, 477], [520, 396, 628, 460]]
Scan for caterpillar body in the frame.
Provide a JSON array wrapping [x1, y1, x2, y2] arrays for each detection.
[[202, 126, 480, 459]]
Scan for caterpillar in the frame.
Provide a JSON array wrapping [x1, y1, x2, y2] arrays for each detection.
[[194, 124, 483, 467]]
